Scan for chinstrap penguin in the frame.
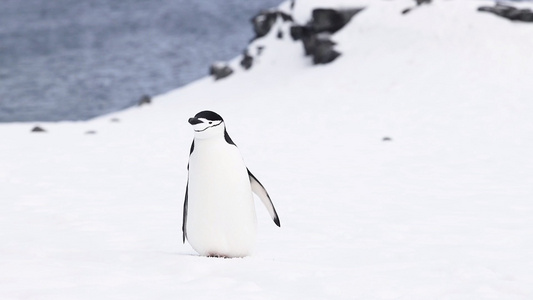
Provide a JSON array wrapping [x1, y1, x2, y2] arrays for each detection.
[[183, 111, 280, 258]]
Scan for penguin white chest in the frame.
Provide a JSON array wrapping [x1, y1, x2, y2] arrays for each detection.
[[187, 139, 257, 257]]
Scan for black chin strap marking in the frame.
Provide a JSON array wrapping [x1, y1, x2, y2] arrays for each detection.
[[194, 121, 223, 132]]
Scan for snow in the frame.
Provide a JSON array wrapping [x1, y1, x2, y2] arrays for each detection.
[[2, 0, 533, 299]]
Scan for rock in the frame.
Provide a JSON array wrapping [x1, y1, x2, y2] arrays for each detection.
[[110, 118, 120, 123], [299, 28, 316, 56], [415, 0, 431, 5], [310, 8, 365, 34], [290, 8, 363, 64], [292, 26, 317, 55], [382, 137, 392, 142], [252, 11, 277, 38], [31, 126, 46, 133], [279, 12, 293, 22], [251, 6, 361, 66], [292, 27, 341, 64], [240, 52, 253, 70], [403, 0, 431, 15], [312, 34, 341, 64], [209, 63, 234, 80], [251, 11, 294, 39], [290, 25, 310, 41], [401, 8, 413, 15], [478, 4, 533, 22], [138, 94, 151, 106], [85, 130, 97, 135]]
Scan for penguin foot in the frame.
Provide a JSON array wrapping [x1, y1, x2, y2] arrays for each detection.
[[207, 253, 230, 259], [207, 252, 243, 259]]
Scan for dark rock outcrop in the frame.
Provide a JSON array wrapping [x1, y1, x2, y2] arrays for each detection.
[[402, 0, 432, 15], [208, 10, 293, 76], [252, 11, 277, 38], [251, 10, 294, 39], [256, 45, 265, 56], [311, 8, 365, 34], [210, 5, 363, 74], [291, 8, 363, 64], [290, 25, 306, 41], [478, 4, 533, 22], [292, 26, 322, 56], [401, 8, 412, 15], [312, 34, 341, 64], [209, 63, 234, 80], [279, 11, 293, 22], [293, 28, 341, 63], [138, 95, 151, 106], [240, 52, 253, 70], [31, 126, 46, 133]]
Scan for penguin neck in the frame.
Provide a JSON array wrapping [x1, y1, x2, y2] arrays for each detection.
[[194, 135, 226, 146], [193, 126, 235, 147], [193, 123, 225, 139]]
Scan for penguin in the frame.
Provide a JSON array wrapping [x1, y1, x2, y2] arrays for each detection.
[[183, 110, 280, 258]]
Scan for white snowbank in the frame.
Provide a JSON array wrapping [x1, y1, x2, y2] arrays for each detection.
[[1, 0, 533, 299]]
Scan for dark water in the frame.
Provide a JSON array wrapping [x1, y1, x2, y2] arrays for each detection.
[[0, 0, 281, 122]]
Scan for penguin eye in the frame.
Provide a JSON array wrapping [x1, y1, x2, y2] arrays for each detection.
[[209, 122, 213, 124]]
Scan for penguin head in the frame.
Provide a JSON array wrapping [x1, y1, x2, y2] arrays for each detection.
[[188, 111, 225, 139]]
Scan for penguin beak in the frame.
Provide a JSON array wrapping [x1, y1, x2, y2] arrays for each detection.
[[188, 118, 203, 125]]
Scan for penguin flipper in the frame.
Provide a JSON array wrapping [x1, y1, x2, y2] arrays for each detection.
[[182, 180, 188, 243], [247, 169, 280, 227], [183, 140, 194, 243]]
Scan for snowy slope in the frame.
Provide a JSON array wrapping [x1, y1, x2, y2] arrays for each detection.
[[2, 0, 533, 299]]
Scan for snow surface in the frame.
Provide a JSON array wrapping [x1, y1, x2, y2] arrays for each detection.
[[2, 0, 533, 299]]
